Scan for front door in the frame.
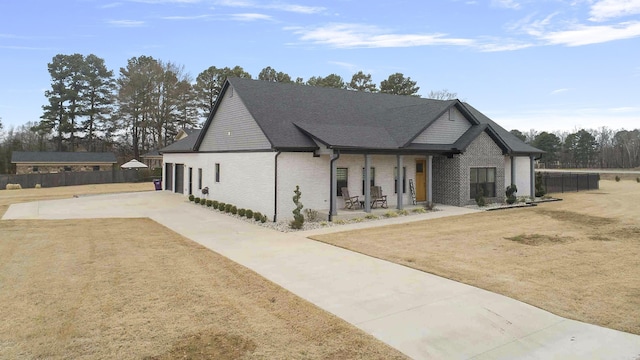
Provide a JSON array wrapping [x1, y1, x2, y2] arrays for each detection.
[[188, 167, 193, 195], [416, 159, 426, 201]]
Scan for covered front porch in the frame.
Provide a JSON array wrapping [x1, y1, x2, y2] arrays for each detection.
[[328, 152, 435, 221]]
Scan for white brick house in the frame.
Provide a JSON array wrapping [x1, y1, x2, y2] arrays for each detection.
[[162, 78, 542, 221]]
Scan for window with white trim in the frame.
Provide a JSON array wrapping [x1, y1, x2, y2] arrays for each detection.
[[470, 167, 496, 198], [337, 168, 348, 196], [362, 167, 375, 195]]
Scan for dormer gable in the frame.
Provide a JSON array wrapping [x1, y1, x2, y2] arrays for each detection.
[[411, 106, 472, 145]]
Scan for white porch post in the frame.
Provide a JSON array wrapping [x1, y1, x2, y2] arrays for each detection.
[[396, 154, 403, 210], [427, 155, 433, 203], [530, 155, 535, 200], [364, 154, 371, 213]]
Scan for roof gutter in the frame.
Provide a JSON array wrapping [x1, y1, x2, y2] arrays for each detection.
[[328, 150, 340, 222]]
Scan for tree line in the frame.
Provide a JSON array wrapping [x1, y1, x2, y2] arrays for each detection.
[[510, 128, 640, 169], [1, 53, 637, 173], [0, 53, 442, 174]]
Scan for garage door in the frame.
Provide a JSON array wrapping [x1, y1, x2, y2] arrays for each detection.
[[165, 163, 173, 191], [175, 164, 184, 194]]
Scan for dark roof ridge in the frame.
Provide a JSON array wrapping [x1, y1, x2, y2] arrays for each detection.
[[193, 77, 543, 155]]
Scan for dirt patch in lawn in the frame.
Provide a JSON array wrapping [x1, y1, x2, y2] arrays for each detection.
[[505, 233, 575, 246], [0, 186, 406, 359], [311, 180, 640, 335]]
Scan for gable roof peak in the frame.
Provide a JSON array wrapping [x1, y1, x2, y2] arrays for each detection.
[[197, 77, 542, 155]]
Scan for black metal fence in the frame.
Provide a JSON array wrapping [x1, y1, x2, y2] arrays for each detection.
[[0, 169, 140, 189], [538, 172, 600, 194]]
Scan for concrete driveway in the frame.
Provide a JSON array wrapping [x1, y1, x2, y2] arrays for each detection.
[[4, 191, 640, 359]]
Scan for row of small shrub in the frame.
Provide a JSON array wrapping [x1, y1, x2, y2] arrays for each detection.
[[615, 176, 640, 183], [188, 195, 267, 223]]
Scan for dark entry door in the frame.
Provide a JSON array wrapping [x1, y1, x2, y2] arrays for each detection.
[[175, 164, 184, 194], [188, 167, 193, 195], [165, 163, 173, 191], [415, 160, 426, 201]]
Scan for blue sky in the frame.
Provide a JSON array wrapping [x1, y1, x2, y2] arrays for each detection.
[[1, 0, 639, 133]]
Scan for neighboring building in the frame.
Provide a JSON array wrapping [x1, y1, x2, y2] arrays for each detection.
[[159, 129, 201, 194], [162, 78, 542, 221], [11, 151, 117, 174], [144, 128, 200, 169], [140, 149, 162, 170]]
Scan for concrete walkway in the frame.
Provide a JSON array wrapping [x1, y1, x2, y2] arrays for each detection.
[[4, 191, 640, 359]]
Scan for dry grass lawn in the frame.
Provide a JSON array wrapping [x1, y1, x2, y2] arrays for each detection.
[[0, 184, 406, 359], [311, 180, 640, 335], [0, 182, 154, 217]]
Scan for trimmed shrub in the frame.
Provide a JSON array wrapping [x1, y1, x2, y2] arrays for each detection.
[[615, 175, 621, 182], [260, 215, 267, 223], [238, 208, 246, 217], [230, 206, 237, 215], [206, 200, 213, 207], [213, 200, 219, 209], [383, 211, 398, 218], [475, 188, 486, 207], [304, 209, 320, 222], [253, 211, 262, 221], [188, 194, 195, 202], [245, 209, 254, 219], [535, 172, 546, 197], [218, 202, 226, 211], [637, 177, 639, 183], [194, 197, 201, 204], [224, 203, 232, 213], [201, 198, 207, 206], [506, 184, 517, 205], [290, 185, 304, 229]]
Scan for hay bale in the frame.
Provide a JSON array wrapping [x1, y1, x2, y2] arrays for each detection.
[[6, 183, 23, 190], [35, 184, 42, 189]]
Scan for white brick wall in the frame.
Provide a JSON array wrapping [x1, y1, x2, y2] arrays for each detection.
[[276, 152, 329, 221], [506, 156, 532, 197], [165, 145, 523, 221], [164, 152, 277, 217]]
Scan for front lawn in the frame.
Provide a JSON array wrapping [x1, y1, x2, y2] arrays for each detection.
[[311, 180, 640, 335]]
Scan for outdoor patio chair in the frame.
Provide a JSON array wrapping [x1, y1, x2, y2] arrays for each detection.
[[370, 186, 388, 208], [341, 187, 360, 209]]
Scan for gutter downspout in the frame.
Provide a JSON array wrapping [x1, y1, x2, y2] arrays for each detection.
[[329, 151, 340, 222], [273, 151, 281, 222], [511, 155, 516, 188]]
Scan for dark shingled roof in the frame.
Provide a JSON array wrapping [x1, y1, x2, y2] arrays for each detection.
[[11, 151, 117, 164], [462, 103, 544, 155], [196, 78, 542, 155], [141, 149, 161, 157], [160, 129, 202, 153]]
